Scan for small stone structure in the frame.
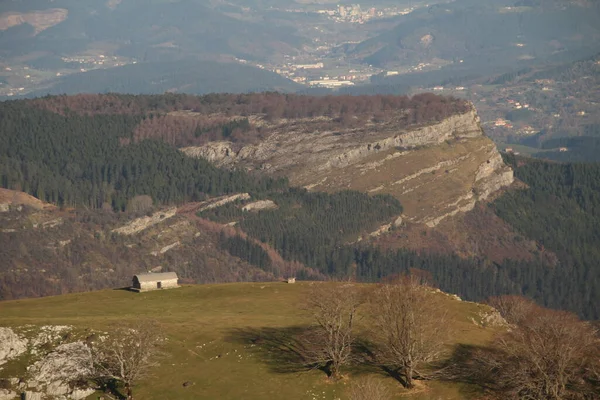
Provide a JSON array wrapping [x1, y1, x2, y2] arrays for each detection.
[[131, 272, 179, 292], [287, 277, 296, 284]]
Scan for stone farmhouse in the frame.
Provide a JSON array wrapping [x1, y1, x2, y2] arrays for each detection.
[[131, 272, 179, 292]]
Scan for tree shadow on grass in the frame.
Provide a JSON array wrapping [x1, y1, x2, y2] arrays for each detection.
[[432, 343, 497, 397], [93, 378, 126, 400], [226, 327, 455, 385], [353, 339, 413, 387], [113, 286, 136, 292], [224, 326, 328, 375]]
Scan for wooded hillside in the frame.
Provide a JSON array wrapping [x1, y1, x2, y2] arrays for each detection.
[[0, 93, 470, 210], [0, 93, 598, 321]]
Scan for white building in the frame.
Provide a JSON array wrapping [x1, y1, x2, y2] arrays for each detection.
[[131, 272, 179, 292]]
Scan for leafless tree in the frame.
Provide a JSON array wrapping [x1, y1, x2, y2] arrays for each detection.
[[126, 195, 153, 214], [486, 295, 537, 325], [299, 283, 363, 380], [368, 276, 450, 388], [92, 321, 164, 400], [347, 376, 390, 400], [471, 308, 599, 399]]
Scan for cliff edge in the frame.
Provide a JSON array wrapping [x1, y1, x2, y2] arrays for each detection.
[[183, 106, 513, 226]]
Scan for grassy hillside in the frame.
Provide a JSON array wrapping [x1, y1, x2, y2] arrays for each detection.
[[0, 282, 500, 400]]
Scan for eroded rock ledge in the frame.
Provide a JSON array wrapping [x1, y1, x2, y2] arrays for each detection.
[[182, 108, 513, 226]]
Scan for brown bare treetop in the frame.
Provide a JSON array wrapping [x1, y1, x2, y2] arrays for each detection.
[[299, 282, 364, 379], [368, 276, 450, 388], [92, 321, 164, 400], [459, 307, 600, 400], [486, 295, 538, 326]]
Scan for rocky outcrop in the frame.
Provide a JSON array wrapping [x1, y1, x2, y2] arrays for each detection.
[[242, 200, 277, 212], [151, 241, 181, 256], [197, 193, 250, 212], [184, 110, 483, 172], [183, 141, 236, 165], [0, 327, 27, 366], [183, 107, 513, 227], [0, 388, 17, 400], [28, 342, 93, 398], [0, 326, 97, 400], [112, 207, 177, 235]]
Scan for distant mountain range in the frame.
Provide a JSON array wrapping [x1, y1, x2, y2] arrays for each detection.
[[2, 0, 600, 100], [347, 0, 600, 69], [0, 0, 304, 63]]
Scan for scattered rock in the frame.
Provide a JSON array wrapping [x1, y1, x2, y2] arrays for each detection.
[[368, 223, 392, 238], [112, 207, 177, 235], [182, 381, 193, 388], [242, 200, 277, 212], [71, 388, 95, 400], [197, 193, 250, 213], [23, 391, 43, 400], [42, 218, 63, 229], [478, 309, 508, 327], [31, 326, 71, 350], [0, 389, 17, 400], [150, 241, 180, 256]]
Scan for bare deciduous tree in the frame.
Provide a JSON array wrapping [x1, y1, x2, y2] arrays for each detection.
[[126, 195, 153, 214], [300, 283, 363, 380], [471, 308, 599, 399], [486, 295, 537, 325], [369, 276, 449, 388], [92, 321, 163, 400], [347, 376, 390, 400]]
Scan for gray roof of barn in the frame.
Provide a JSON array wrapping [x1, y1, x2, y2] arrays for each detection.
[[134, 272, 178, 283]]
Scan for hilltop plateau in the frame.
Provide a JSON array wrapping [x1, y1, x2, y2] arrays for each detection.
[[179, 97, 513, 227], [0, 282, 505, 400], [1, 282, 597, 400]]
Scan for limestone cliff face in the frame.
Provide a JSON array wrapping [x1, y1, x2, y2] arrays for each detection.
[[182, 107, 513, 226]]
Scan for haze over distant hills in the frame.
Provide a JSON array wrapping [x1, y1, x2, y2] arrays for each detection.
[[0, 0, 307, 96], [0, 0, 304, 62], [25, 60, 302, 97], [349, 0, 600, 68], [1, 0, 599, 99]]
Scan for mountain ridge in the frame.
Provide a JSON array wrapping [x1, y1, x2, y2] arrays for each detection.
[[183, 105, 513, 226], [4, 93, 597, 322]]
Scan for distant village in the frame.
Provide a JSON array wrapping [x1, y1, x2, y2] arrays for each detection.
[[314, 3, 414, 24]]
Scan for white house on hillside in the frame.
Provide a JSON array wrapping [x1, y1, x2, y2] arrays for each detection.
[[131, 272, 179, 292]]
